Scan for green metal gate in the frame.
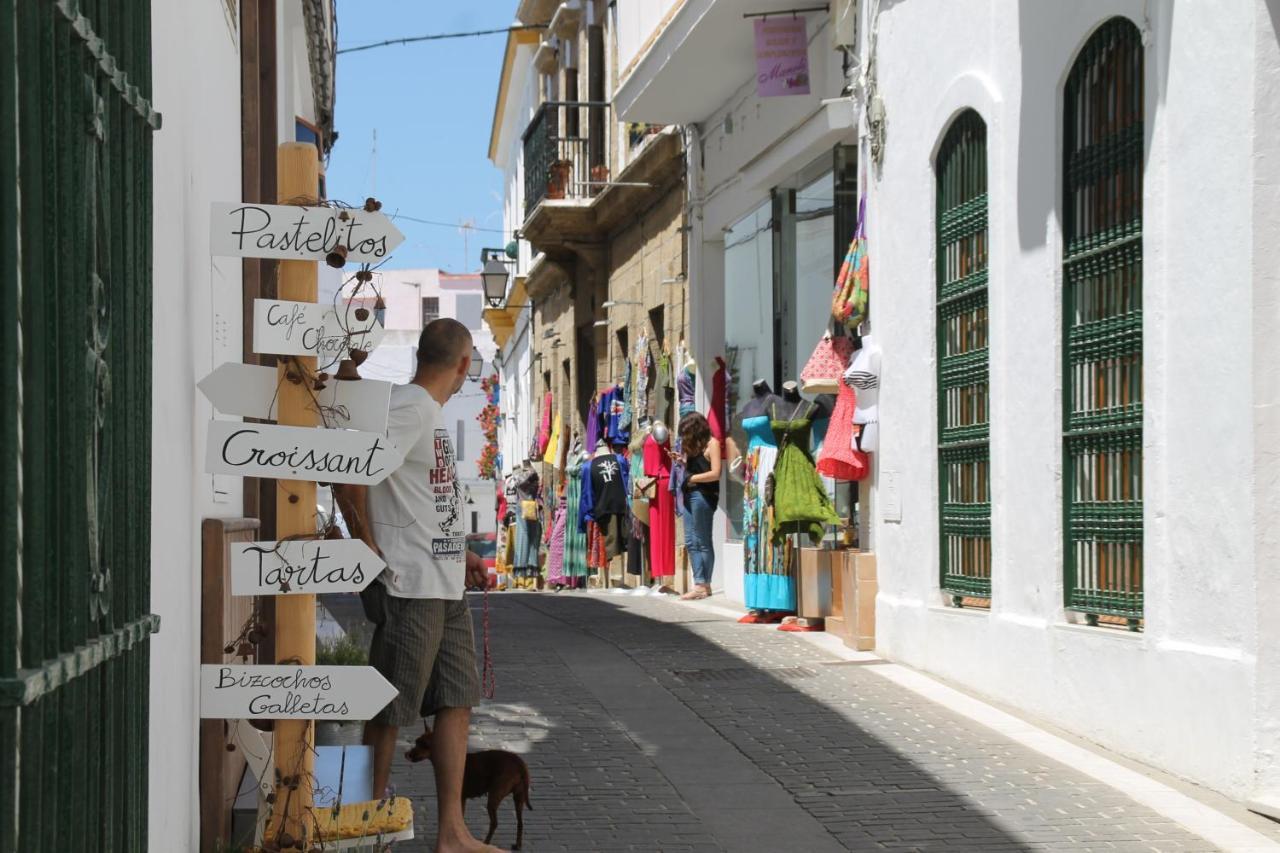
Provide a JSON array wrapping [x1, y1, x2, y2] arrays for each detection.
[[1, 0, 159, 849], [936, 109, 992, 604], [1062, 18, 1144, 629]]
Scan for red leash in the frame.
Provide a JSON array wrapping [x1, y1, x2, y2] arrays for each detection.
[[481, 585, 496, 699]]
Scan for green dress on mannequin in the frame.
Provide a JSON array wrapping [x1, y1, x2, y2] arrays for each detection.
[[770, 401, 841, 544]]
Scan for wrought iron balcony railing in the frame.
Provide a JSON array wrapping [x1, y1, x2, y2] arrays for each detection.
[[522, 100, 611, 217]]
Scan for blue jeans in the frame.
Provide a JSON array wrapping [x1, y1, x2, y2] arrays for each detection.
[[682, 489, 716, 586]]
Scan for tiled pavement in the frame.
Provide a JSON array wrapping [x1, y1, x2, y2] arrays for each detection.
[[323, 591, 1275, 852]]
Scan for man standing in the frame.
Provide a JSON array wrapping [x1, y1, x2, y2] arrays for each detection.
[[338, 318, 499, 853]]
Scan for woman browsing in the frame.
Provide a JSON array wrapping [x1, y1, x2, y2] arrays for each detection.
[[677, 412, 721, 600]]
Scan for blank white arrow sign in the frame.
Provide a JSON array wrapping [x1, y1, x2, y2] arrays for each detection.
[[205, 420, 403, 485], [253, 299, 385, 368], [197, 363, 391, 434], [200, 665, 397, 720], [210, 202, 405, 263], [231, 539, 385, 596]]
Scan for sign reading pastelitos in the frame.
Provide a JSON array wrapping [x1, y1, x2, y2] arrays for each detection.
[[209, 202, 405, 263], [200, 665, 397, 720], [231, 539, 385, 596], [205, 420, 403, 485], [198, 362, 392, 434], [252, 299, 385, 367]]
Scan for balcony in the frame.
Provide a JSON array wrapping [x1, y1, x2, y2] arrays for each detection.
[[523, 100, 611, 218]]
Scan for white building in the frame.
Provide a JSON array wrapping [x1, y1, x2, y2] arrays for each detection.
[[616, 0, 1280, 811], [349, 268, 498, 533], [150, 1, 335, 848]]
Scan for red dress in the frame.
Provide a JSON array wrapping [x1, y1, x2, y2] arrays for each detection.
[[708, 357, 728, 442], [644, 434, 675, 578], [816, 375, 869, 481]]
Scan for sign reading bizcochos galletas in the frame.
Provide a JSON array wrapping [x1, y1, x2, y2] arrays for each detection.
[[253, 298, 385, 366], [205, 420, 403, 485], [200, 664, 397, 720], [231, 539, 384, 596], [210, 202, 405, 263]]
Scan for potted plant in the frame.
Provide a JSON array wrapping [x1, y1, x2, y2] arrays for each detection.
[[547, 159, 573, 199], [314, 634, 368, 746]]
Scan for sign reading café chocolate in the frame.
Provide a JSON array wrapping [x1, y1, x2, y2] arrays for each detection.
[[205, 420, 404, 486], [231, 539, 385, 596], [253, 298, 385, 367], [209, 202, 406, 263], [200, 664, 398, 720]]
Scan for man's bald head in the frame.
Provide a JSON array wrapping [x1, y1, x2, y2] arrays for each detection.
[[416, 318, 473, 375]]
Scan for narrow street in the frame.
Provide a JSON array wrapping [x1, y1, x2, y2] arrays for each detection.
[[327, 593, 1278, 852]]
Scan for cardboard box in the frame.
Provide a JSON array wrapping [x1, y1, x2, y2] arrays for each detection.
[[839, 550, 878, 651], [797, 547, 834, 619]]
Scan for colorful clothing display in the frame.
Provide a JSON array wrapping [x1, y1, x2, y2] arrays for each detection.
[[656, 354, 673, 427], [599, 385, 629, 447], [542, 412, 562, 466], [563, 456, 590, 578], [741, 414, 794, 611], [512, 513, 542, 578], [771, 402, 841, 544], [537, 392, 553, 456], [644, 433, 676, 578], [634, 336, 651, 428]]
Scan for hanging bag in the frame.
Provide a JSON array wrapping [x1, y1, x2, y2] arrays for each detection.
[[800, 332, 855, 395], [831, 196, 870, 331]]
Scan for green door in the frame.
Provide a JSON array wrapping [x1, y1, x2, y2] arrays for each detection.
[[1, 1, 160, 849]]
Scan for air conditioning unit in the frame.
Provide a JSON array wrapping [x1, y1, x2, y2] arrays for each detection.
[[533, 39, 559, 75]]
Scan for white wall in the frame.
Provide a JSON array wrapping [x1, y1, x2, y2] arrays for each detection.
[[867, 0, 1264, 799], [149, 1, 244, 848], [616, 0, 684, 77]]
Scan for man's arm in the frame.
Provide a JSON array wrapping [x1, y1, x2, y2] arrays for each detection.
[[334, 484, 380, 556]]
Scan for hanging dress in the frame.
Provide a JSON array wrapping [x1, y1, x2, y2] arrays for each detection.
[[542, 412, 562, 466], [545, 498, 568, 585], [771, 402, 841, 544], [644, 433, 675, 578], [537, 392, 553, 456], [741, 415, 791, 611], [563, 457, 590, 579], [708, 357, 728, 442], [677, 364, 696, 418], [817, 374, 870, 481]]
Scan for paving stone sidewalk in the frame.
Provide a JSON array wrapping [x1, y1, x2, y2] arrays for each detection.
[[324, 591, 1267, 852]]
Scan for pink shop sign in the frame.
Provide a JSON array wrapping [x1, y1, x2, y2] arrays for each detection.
[[754, 17, 811, 97]]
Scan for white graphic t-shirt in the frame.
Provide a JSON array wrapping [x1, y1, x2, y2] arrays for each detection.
[[369, 383, 466, 599]]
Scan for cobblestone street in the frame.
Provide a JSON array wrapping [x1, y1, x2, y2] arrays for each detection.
[[326, 592, 1279, 852]]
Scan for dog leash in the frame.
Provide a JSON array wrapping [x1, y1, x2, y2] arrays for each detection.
[[481, 585, 496, 699]]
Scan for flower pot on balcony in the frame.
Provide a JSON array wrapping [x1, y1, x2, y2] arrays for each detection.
[[547, 160, 573, 200], [590, 165, 610, 195]]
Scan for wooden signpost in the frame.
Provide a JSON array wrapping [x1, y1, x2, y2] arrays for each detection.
[[200, 664, 397, 721], [209, 201, 405, 263], [230, 539, 384, 597], [198, 361, 392, 434], [205, 420, 403, 486], [252, 298, 384, 368]]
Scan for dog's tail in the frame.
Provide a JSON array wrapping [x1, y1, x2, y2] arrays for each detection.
[[521, 763, 533, 810]]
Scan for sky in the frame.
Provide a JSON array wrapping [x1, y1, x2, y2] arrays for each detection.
[[326, 1, 517, 272]]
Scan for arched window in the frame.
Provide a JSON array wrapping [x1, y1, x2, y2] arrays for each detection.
[[1062, 18, 1144, 629], [936, 109, 991, 605]]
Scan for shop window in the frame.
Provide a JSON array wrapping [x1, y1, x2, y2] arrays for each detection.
[[936, 109, 992, 605], [1062, 18, 1145, 629]]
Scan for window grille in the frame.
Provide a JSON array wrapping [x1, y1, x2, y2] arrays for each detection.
[[936, 109, 991, 604], [1062, 18, 1145, 628], [422, 296, 440, 327]]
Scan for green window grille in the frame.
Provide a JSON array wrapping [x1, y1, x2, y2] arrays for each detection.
[[1, 1, 159, 848], [1062, 18, 1144, 629], [936, 109, 991, 604]]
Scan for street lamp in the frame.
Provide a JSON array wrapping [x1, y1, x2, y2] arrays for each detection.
[[468, 345, 483, 381], [481, 247, 513, 307]]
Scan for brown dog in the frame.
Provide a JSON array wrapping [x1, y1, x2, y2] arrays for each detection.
[[406, 726, 533, 850]]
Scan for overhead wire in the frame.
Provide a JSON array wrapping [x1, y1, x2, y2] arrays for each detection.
[[338, 24, 545, 55]]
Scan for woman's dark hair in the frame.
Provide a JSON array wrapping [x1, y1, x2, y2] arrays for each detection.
[[678, 412, 712, 454]]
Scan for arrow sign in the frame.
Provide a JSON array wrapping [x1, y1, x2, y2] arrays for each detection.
[[205, 420, 403, 485], [209, 202, 405, 263], [231, 539, 385, 596], [253, 299, 385, 368], [200, 664, 397, 720], [198, 363, 391, 434]]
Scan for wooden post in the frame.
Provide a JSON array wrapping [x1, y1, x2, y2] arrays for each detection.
[[268, 141, 320, 845]]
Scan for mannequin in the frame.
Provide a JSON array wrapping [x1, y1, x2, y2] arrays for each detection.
[[737, 381, 790, 621], [846, 333, 882, 453]]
